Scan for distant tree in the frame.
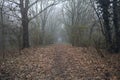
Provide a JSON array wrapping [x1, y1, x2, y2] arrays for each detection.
[[63, 0, 94, 46], [39, 0, 54, 45]]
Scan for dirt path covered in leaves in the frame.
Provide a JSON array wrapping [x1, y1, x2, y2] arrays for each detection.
[[0, 44, 120, 80]]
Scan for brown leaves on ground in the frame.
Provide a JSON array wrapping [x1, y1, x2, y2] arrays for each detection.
[[0, 44, 120, 80]]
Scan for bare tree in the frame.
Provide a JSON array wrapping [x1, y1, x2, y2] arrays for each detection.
[[39, 0, 55, 45], [5, 0, 57, 49], [63, 0, 94, 46]]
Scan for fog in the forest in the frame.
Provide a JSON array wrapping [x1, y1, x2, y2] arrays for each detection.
[[0, 0, 120, 53]]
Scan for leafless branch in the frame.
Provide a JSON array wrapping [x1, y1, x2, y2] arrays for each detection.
[[28, 0, 39, 9], [6, 0, 20, 5], [4, 13, 21, 19], [29, 2, 57, 21]]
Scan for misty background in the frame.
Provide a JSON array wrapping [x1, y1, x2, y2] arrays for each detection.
[[0, 0, 120, 55]]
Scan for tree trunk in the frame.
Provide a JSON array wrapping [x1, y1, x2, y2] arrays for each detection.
[[22, 10, 30, 48], [0, 7, 5, 58], [41, 31, 45, 45], [41, 21, 46, 45], [22, 20, 30, 48], [113, 0, 120, 53], [102, 2, 112, 51], [19, 0, 30, 49]]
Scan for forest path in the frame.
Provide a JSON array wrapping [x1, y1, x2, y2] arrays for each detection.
[[0, 44, 120, 80]]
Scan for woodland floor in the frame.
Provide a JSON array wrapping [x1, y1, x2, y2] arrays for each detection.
[[0, 44, 120, 80]]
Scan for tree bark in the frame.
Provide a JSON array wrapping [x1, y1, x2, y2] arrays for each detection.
[[102, 8, 112, 50], [21, 9, 30, 48], [22, 20, 29, 48], [98, 0, 112, 51], [19, 0, 30, 49], [0, 7, 5, 58], [113, 0, 120, 53]]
